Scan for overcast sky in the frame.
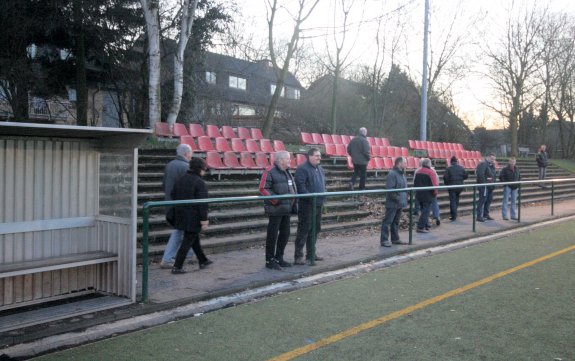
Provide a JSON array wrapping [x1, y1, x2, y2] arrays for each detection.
[[221, 0, 575, 129]]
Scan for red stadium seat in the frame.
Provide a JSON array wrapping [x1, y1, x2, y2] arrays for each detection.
[[332, 134, 343, 144], [205, 151, 227, 170], [240, 152, 260, 169], [188, 123, 205, 138], [206, 124, 223, 138], [408, 140, 416, 149], [221, 126, 236, 139], [383, 157, 394, 169], [300, 132, 314, 145], [245, 139, 261, 153], [407, 156, 417, 169], [428, 149, 436, 158], [335, 144, 347, 156], [231, 138, 247, 152], [197, 136, 214, 152], [380, 146, 389, 157], [251, 128, 264, 140], [325, 143, 338, 157], [438, 143, 445, 151], [414, 140, 423, 149], [401, 147, 409, 157], [367, 158, 376, 170], [311, 133, 323, 144], [346, 156, 354, 170], [374, 137, 384, 147], [255, 152, 270, 168], [367, 137, 376, 146], [297, 153, 307, 166], [259, 139, 274, 153], [273, 140, 286, 152], [223, 151, 244, 169], [237, 127, 251, 140], [371, 146, 382, 157], [154, 122, 172, 137], [381, 138, 391, 147], [172, 123, 189, 137], [341, 135, 351, 145], [322, 134, 333, 144], [179, 136, 198, 152], [215, 137, 231, 152], [374, 157, 385, 169]]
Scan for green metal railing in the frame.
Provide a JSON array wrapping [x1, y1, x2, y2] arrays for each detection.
[[140, 177, 575, 302]]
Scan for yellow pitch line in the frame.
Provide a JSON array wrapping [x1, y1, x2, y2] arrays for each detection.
[[268, 243, 575, 361]]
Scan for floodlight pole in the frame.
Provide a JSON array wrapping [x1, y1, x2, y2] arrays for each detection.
[[420, 0, 429, 141]]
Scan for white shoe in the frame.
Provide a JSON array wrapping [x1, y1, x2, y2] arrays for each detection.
[[160, 261, 174, 269]]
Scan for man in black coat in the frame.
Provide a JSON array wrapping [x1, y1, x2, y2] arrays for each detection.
[[347, 127, 371, 190], [170, 158, 211, 274], [499, 157, 521, 220], [294, 148, 327, 265], [259, 151, 297, 270], [536, 144, 548, 188], [380, 157, 408, 246], [475, 153, 497, 222], [443, 156, 468, 221], [414, 158, 438, 233]]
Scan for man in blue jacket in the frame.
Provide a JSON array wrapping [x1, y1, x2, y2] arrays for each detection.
[[294, 148, 327, 265]]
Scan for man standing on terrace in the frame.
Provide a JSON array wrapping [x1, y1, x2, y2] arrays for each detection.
[[347, 127, 371, 191], [380, 157, 409, 246], [476, 153, 497, 222], [294, 148, 326, 265]]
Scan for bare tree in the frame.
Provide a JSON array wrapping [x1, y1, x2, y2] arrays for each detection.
[[482, 3, 547, 156], [140, 0, 162, 127], [262, 0, 320, 138]]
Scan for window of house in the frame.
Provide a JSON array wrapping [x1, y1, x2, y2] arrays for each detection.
[[284, 86, 301, 100], [270, 83, 285, 97], [234, 105, 256, 116], [206, 71, 216, 84], [229, 75, 247, 90]]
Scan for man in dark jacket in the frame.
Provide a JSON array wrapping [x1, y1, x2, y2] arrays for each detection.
[[259, 151, 297, 270], [475, 153, 497, 222], [171, 158, 211, 274], [500, 157, 521, 220], [414, 158, 438, 233], [347, 127, 371, 190], [294, 148, 327, 265], [536, 144, 548, 187], [380, 157, 408, 246], [160, 144, 194, 268], [443, 156, 468, 221]]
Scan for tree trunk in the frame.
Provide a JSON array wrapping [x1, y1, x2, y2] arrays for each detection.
[[262, 62, 291, 138], [73, 0, 88, 126], [330, 68, 340, 134], [141, 0, 161, 128], [509, 109, 519, 157]]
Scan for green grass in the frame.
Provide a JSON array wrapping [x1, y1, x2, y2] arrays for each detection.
[[550, 158, 575, 173]]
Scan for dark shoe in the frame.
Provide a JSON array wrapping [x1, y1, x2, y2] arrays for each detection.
[[435, 218, 441, 226], [485, 216, 495, 220], [294, 257, 306, 265], [278, 259, 292, 267], [476, 217, 485, 222], [160, 261, 174, 269], [265, 259, 282, 270], [449, 217, 456, 221], [381, 240, 392, 247], [511, 217, 518, 220], [392, 240, 408, 245], [171, 267, 187, 274], [199, 259, 213, 269], [416, 228, 429, 233]]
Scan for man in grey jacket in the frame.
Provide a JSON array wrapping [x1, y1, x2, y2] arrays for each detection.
[[380, 157, 409, 247], [347, 127, 371, 190], [160, 144, 194, 268]]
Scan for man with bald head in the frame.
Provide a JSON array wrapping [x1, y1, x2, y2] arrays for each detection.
[[347, 127, 371, 191]]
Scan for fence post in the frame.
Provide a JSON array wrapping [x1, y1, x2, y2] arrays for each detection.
[[142, 206, 150, 303], [309, 195, 317, 266], [409, 189, 413, 245], [551, 181, 555, 216], [518, 183, 522, 222], [472, 186, 477, 232]]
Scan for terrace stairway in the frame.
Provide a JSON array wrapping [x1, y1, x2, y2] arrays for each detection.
[[137, 148, 575, 259]]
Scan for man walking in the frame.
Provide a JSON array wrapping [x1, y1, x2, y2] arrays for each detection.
[[294, 148, 326, 265], [475, 153, 497, 222], [536, 144, 548, 188], [500, 157, 521, 220], [443, 156, 468, 221], [414, 158, 438, 233], [347, 127, 371, 190], [160, 144, 194, 268], [380, 157, 408, 247], [259, 151, 297, 270]]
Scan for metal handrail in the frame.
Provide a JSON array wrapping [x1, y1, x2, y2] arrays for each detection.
[[140, 177, 575, 302]]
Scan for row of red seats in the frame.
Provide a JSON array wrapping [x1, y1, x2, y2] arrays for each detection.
[[409, 140, 464, 151], [324, 144, 409, 158], [428, 149, 482, 160], [181, 136, 286, 154], [155, 122, 265, 140], [346, 156, 419, 171], [300, 132, 391, 147], [206, 151, 307, 171]]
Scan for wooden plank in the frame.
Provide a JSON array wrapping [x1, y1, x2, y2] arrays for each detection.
[[0, 252, 118, 278], [0, 217, 95, 236]]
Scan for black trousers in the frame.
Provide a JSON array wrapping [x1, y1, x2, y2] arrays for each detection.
[[350, 164, 367, 190], [477, 186, 494, 219], [294, 204, 323, 259], [448, 190, 462, 219], [266, 215, 291, 262], [174, 231, 207, 269]]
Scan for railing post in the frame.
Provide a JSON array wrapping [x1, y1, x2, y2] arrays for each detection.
[[408, 189, 413, 245], [309, 195, 317, 266], [551, 181, 555, 216], [472, 186, 476, 232], [517, 183, 522, 222], [142, 206, 150, 303]]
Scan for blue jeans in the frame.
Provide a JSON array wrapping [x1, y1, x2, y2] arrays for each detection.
[[417, 201, 432, 230], [380, 207, 402, 243], [431, 198, 440, 219], [162, 229, 194, 263], [502, 186, 518, 219]]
